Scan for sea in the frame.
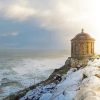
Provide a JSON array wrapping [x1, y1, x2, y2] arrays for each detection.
[[0, 49, 69, 99]]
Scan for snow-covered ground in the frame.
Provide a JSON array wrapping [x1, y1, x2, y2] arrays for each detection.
[[20, 58, 100, 100]]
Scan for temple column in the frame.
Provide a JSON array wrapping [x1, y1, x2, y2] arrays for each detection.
[[92, 42, 93, 54], [93, 42, 94, 54], [87, 42, 90, 55], [91, 42, 92, 54]]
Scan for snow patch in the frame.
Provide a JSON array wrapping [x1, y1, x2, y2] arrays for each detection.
[[20, 58, 100, 100]]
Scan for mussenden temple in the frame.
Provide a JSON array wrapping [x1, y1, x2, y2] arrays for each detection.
[[71, 29, 95, 60], [66, 29, 95, 68]]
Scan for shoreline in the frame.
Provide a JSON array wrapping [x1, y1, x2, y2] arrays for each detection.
[[3, 58, 70, 100], [3, 56, 93, 100]]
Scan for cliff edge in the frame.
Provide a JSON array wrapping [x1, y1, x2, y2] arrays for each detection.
[[3, 57, 90, 100]]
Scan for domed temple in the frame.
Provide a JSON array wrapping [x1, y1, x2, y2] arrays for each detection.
[[71, 29, 95, 60]]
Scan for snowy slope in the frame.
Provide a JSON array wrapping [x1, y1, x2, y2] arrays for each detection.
[[20, 58, 100, 100]]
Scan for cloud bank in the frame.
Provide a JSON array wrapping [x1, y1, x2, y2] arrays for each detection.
[[0, 0, 100, 51], [0, 0, 91, 32]]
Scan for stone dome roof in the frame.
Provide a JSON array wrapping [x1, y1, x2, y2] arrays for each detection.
[[71, 29, 95, 41]]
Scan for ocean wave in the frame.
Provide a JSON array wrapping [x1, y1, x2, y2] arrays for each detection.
[[0, 56, 67, 99]]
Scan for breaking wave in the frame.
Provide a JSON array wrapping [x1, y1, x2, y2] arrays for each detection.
[[0, 54, 67, 99]]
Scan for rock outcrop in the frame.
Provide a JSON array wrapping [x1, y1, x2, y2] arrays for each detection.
[[65, 57, 88, 68]]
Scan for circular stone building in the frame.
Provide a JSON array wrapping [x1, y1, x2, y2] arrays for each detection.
[[71, 29, 95, 60]]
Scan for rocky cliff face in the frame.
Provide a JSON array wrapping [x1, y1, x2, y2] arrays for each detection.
[[65, 57, 88, 68]]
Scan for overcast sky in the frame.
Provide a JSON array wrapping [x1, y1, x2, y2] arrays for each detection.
[[0, 0, 100, 51]]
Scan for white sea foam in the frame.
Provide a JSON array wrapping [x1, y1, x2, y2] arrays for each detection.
[[0, 55, 67, 99], [12, 58, 66, 75]]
